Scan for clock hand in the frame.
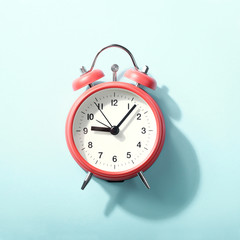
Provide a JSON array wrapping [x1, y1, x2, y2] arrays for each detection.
[[117, 104, 137, 128], [91, 126, 119, 135], [94, 102, 112, 127], [91, 126, 111, 132], [96, 119, 110, 128], [92, 104, 136, 134]]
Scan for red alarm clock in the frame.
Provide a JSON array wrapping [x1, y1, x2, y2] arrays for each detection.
[[65, 44, 165, 190]]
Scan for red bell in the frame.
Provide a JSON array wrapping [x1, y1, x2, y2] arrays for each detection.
[[124, 68, 156, 90], [72, 69, 104, 91]]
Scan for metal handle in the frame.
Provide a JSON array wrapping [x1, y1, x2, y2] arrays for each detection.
[[88, 44, 139, 73]]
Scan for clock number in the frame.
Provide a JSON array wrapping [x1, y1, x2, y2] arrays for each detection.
[[128, 103, 130, 110], [112, 155, 117, 162], [83, 127, 88, 134], [98, 152, 103, 158], [111, 99, 118, 106], [137, 113, 141, 120], [96, 103, 103, 110], [87, 113, 94, 120], [88, 142, 93, 148], [127, 152, 131, 158], [137, 142, 141, 148], [141, 127, 146, 134]]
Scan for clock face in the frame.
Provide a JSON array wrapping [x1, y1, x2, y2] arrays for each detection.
[[72, 88, 158, 172]]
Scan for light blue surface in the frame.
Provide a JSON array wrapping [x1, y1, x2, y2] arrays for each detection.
[[0, 0, 240, 239]]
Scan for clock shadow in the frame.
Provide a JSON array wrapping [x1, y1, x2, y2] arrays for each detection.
[[96, 85, 200, 220]]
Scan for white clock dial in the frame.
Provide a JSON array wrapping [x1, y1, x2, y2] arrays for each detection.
[[72, 88, 157, 172]]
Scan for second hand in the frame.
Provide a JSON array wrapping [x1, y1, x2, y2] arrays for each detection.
[[96, 119, 110, 128], [94, 102, 112, 127]]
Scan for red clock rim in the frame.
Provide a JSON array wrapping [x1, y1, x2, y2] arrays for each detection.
[[65, 82, 165, 181]]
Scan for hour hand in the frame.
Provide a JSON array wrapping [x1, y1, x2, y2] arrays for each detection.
[[91, 126, 111, 132]]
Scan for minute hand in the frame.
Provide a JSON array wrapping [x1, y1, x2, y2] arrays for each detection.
[[117, 104, 137, 128]]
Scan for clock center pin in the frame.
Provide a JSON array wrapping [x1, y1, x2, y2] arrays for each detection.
[[110, 126, 119, 135]]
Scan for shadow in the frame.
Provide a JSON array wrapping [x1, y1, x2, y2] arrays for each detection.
[[95, 85, 200, 219]]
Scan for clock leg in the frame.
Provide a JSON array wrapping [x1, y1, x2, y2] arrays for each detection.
[[138, 171, 150, 189], [81, 172, 93, 190]]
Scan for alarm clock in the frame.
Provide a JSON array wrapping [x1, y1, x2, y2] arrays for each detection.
[[65, 44, 165, 190]]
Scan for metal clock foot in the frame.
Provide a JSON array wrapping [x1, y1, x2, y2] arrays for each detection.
[[138, 171, 150, 189], [81, 172, 93, 190]]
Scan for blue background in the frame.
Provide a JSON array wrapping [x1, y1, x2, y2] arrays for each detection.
[[0, 0, 240, 239]]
